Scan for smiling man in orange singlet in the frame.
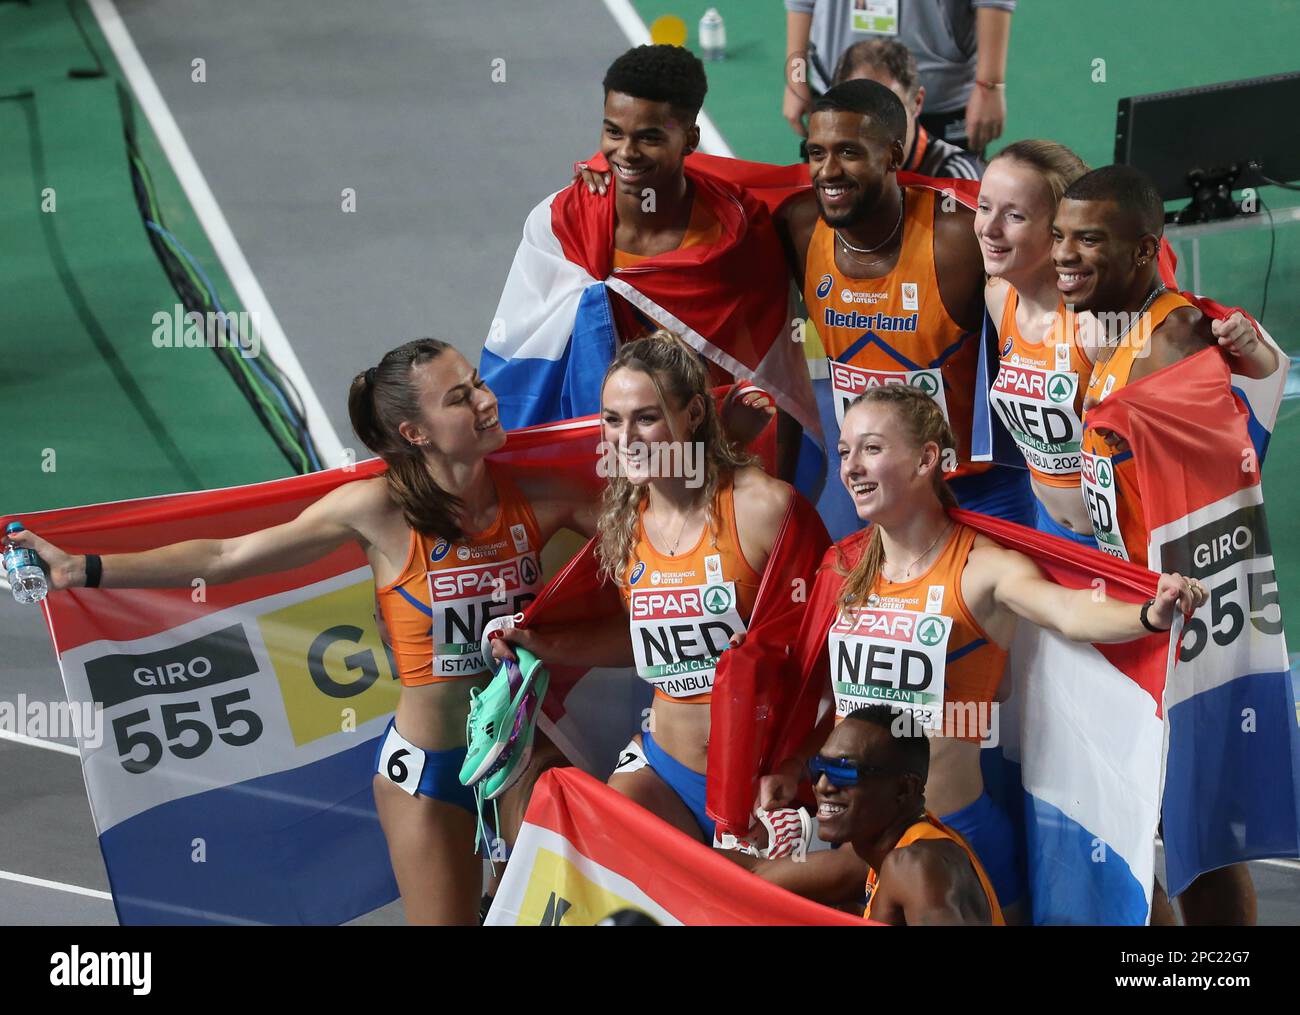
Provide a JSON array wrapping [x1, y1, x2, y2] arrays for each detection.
[[777, 79, 1033, 532], [1056, 163, 1279, 926], [815, 705, 1002, 925]]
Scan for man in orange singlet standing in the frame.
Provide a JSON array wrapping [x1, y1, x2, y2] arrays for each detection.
[[777, 79, 1032, 536], [1057, 164, 1279, 926]]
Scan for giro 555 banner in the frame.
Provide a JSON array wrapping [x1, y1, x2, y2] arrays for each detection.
[[8, 413, 623, 925]]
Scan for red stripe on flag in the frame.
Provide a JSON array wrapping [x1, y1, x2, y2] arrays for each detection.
[[524, 767, 869, 926]]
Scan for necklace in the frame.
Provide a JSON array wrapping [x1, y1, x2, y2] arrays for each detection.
[[835, 193, 904, 259], [1103, 281, 1166, 350], [647, 499, 697, 557], [883, 521, 952, 583]]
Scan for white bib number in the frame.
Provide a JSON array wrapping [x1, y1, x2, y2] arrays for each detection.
[[827, 607, 951, 730], [829, 360, 949, 426], [990, 363, 1084, 475], [629, 581, 747, 698], [1081, 451, 1129, 561], [427, 552, 542, 678], [378, 724, 425, 796]]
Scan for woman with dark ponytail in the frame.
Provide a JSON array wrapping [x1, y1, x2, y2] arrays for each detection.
[[14, 338, 598, 925]]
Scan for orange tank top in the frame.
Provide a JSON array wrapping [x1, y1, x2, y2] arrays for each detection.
[[991, 289, 1091, 488], [805, 186, 987, 479], [376, 466, 545, 687], [620, 476, 762, 705], [1080, 291, 1193, 568], [827, 523, 1006, 741], [611, 193, 722, 270], [863, 811, 1006, 925]]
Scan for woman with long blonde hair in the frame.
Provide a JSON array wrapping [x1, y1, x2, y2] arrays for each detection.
[[492, 329, 819, 842]]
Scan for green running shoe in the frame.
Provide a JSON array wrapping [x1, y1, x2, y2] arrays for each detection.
[[480, 666, 550, 801], [459, 646, 547, 787]]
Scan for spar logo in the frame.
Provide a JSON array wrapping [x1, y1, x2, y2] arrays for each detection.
[[993, 364, 1073, 404], [430, 555, 538, 601], [816, 273, 833, 299], [1046, 373, 1072, 403], [629, 561, 646, 585], [702, 584, 732, 615], [916, 617, 946, 646], [1094, 458, 1113, 489], [430, 539, 451, 563], [631, 588, 703, 620], [912, 373, 939, 397], [835, 609, 916, 641]]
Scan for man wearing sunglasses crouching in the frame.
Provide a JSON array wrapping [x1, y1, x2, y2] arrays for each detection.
[[811, 705, 1003, 925]]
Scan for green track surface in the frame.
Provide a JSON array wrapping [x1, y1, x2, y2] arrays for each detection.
[[635, 0, 1300, 640], [0, 0, 293, 515]]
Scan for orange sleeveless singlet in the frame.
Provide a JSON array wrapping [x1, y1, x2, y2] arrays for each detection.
[[1080, 291, 1193, 568], [804, 186, 987, 478], [863, 811, 1006, 925], [991, 289, 1091, 488], [620, 476, 762, 705], [828, 523, 1006, 741], [376, 466, 544, 687]]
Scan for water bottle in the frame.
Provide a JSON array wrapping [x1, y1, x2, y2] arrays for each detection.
[[4, 521, 48, 604], [699, 8, 726, 61]]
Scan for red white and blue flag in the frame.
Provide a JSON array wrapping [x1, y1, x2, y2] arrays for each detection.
[[478, 152, 820, 445], [1085, 347, 1298, 898], [8, 416, 609, 924], [486, 767, 862, 926]]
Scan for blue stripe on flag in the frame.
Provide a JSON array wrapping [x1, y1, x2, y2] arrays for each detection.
[[811, 376, 863, 541], [1023, 791, 1149, 924], [561, 283, 617, 419], [99, 736, 397, 925], [1231, 384, 1272, 462], [481, 347, 571, 430], [982, 749, 1148, 924], [1162, 668, 1300, 896], [480, 282, 616, 429]]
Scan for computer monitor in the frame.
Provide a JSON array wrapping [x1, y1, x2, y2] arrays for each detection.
[[1115, 71, 1300, 223]]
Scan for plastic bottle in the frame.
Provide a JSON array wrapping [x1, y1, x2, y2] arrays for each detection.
[[699, 8, 726, 61], [4, 521, 48, 604]]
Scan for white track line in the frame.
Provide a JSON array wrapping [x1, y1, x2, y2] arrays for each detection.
[[0, 729, 80, 756], [0, 869, 112, 902], [85, 0, 345, 467], [599, 0, 735, 157]]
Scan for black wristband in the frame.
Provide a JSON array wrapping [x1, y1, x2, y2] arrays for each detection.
[[1139, 597, 1167, 634], [84, 554, 102, 589]]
